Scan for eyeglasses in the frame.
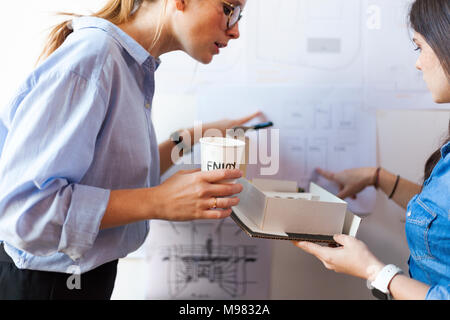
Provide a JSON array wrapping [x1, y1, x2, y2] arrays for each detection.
[[221, 0, 243, 30]]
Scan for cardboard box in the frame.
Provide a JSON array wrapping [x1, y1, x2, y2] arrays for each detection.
[[231, 178, 361, 246]]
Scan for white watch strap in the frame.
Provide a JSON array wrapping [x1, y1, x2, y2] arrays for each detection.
[[369, 264, 403, 294]]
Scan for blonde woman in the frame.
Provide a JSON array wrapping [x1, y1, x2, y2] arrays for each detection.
[[0, 0, 254, 299]]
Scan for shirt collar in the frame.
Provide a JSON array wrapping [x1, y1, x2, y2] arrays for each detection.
[[441, 140, 450, 158], [71, 16, 161, 68]]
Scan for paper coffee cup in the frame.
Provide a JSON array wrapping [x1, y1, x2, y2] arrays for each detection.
[[200, 137, 246, 183]]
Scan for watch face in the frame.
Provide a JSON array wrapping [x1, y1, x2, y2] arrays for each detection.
[[372, 288, 389, 300]]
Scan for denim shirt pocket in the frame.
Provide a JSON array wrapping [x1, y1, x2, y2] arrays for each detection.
[[405, 196, 438, 261]]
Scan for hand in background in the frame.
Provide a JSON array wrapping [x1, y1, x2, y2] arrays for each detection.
[[153, 169, 243, 221], [316, 167, 376, 200], [201, 111, 265, 138]]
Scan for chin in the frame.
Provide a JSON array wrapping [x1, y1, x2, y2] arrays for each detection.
[[199, 55, 213, 64], [184, 48, 213, 64], [433, 97, 450, 104], [189, 55, 213, 65], [431, 91, 450, 104]]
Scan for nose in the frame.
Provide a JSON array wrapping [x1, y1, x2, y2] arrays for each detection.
[[226, 22, 240, 40], [415, 57, 422, 71]]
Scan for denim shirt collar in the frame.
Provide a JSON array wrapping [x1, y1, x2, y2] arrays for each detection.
[[71, 16, 161, 69], [441, 141, 450, 158]]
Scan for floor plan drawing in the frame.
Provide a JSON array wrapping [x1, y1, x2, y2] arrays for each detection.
[[144, 218, 272, 299], [160, 226, 258, 298], [197, 85, 377, 214]]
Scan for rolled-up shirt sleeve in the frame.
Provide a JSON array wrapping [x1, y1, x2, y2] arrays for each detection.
[[0, 69, 110, 261], [426, 285, 450, 300]]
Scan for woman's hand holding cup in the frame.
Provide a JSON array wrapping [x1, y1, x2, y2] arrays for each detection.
[[153, 169, 243, 221]]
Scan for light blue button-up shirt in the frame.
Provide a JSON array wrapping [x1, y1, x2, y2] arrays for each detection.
[[406, 141, 450, 300], [0, 16, 160, 273]]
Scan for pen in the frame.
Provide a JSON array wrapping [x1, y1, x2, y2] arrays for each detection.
[[233, 121, 274, 131]]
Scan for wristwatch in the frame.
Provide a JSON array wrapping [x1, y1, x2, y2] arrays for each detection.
[[367, 264, 403, 300], [170, 129, 191, 153]]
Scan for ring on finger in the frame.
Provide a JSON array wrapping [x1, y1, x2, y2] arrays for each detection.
[[211, 197, 217, 209]]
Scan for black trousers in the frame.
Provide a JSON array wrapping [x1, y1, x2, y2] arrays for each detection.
[[0, 244, 118, 300]]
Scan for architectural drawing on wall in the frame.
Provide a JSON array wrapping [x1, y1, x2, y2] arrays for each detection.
[[333, 140, 359, 171], [144, 202, 272, 299], [282, 135, 307, 178], [158, 222, 258, 299], [306, 137, 328, 176], [249, 0, 362, 69], [282, 100, 311, 130], [313, 103, 332, 130], [336, 104, 357, 130], [197, 85, 377, 213], [242, 0, 364, 86]]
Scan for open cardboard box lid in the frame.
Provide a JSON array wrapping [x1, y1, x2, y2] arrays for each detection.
[[231, 178, 361, 246]]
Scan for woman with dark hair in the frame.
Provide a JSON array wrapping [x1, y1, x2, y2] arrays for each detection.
[[295, 0, 450, 300]]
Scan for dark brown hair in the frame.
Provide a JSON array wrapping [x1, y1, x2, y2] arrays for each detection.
[[409, 0, 450, 183], [423, 121, 450, 182]]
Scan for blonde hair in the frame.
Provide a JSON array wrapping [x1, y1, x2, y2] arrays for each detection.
[[37, 0, 167, 64]]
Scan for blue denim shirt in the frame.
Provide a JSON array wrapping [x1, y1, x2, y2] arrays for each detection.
[[0, 17, 160, 273], [405, 141, 450, 300]]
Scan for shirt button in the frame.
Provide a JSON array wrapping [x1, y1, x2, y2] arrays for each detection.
[[407, 211, 411, 217], [145, 103, 151, 109]]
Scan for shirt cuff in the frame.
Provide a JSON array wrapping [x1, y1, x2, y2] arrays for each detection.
[[58, 184, 111, 261], [425, 284, 450, 300]]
